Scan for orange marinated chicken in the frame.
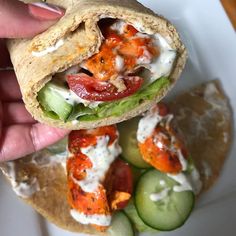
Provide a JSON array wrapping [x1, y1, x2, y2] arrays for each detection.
[[67, 21, 160, 102], [138, 104, 188, 174], [84, 23, 159, 82], [67, 126, 132, 231]]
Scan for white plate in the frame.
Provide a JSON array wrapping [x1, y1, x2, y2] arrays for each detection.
[[1, 0, 236, 236]]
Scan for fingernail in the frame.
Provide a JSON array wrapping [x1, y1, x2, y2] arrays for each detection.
[[28, 2, 65, 20]]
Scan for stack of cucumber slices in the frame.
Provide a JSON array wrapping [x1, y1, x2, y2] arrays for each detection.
[[113, 118, 195, 235]]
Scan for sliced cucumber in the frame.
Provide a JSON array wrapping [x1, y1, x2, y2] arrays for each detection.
[[46, 137, 68, 154], [118, 118, 151, 168], [124, 200, 159, 233], [38, 82, 73, 121], [107, 211, 134, 236], [135, 169, 195, 231], [130, 166, 144, 184]]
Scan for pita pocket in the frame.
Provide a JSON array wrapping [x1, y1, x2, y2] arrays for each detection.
[[8, 0, 187, 129]]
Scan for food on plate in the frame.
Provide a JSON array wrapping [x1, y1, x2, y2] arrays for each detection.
[[67, 126, 132, 231], [7, 0, 186, 129], [121, 103, 200, 231], [0, 80, 232, 234]]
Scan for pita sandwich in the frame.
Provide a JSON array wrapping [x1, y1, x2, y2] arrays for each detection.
[[8, 0, 187, 130]]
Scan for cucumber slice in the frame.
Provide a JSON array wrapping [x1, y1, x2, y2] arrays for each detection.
[[130, 166, 144, 184], [124, 200, 159, 233], [38, 82, 73, 121], [135, 169, 195, 231], [118, 118, 151, 168], [46, 137, 68, 154], [107, 212, 134, 236]]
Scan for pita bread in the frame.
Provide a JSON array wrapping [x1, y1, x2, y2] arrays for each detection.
[[168, 80, 232, 192], [0, 80, 232, 234], [7, 0, 187, 129]]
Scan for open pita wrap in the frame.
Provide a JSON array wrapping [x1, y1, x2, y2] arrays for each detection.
[[8, 0, 187, 130], [0, 80, 232, 234]]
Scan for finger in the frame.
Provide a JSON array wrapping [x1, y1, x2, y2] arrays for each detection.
[[0, 71, 22, 101], [0, 123, 70, 162], [0, 0, 65, 38], [0, 39, 12, 68], [2, 102, 35, 125], [0, 102, 3, 137]]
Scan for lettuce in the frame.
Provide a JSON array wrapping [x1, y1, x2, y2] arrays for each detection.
[[77, 77, 170, 121], [40, 77, 170, 122]]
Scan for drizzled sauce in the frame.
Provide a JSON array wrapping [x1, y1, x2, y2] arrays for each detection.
[[137, 104, 202, 199], [32, 39, 64, 57], [67, 127, 122, 228], [0, 162, 39, 198], [77, 136, 121, 193]]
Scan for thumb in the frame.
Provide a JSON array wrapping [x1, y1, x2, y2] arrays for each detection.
[[0, 0, 65, 38]]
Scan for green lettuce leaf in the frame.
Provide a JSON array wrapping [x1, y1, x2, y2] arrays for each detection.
[[78, 77, 170, 121], [67, 104, 94, 121]]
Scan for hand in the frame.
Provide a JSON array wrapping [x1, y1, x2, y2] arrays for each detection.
[[0, 0, 69, 162]]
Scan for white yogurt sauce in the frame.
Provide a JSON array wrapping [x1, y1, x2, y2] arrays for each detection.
[[137, 106, 173, 144], [110, 20, 126, 34], [167, 165, 202, 194], [137, 106, 163, 143], [0, 162, 40, 198], [111, 21, 176, 82], [138, 106, 189, 172], [131, 22, 148, 33], [167, 173, 193, 192], [72, 120, 79, 125], [75, 135, 121, 193], [13, 178, 40, 198], [70, 209, 111, 226], [32, 39, 64, 57], [150, 165, 202, 201], [150, 188, 170, 202], [30, 149, 68, 170], [0, 138, 68, 198], [49, 83, 102, 108], [189, 166, 202, 194], [160, 180, 166, 186], [177, 149, 187, 171], [69, 134, 121, 226], [115, 55, 124, 72], [138, 105, 202, 195], [148, 34, 176, 82]]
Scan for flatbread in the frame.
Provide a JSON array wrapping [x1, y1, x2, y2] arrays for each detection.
[[0, 80, 232, 234], [169, 80, 232, 192], [7, 0, 187, 129]]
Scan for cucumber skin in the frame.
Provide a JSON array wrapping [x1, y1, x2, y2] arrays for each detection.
[[38, 85, 73, 121], [124, 200, 159, 233], [120, 155, 152, 170], [107, 211, 135, 236], [134, 169, 195, 231], [135, 194, 195, 232], [118, 118, 151, 169]]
